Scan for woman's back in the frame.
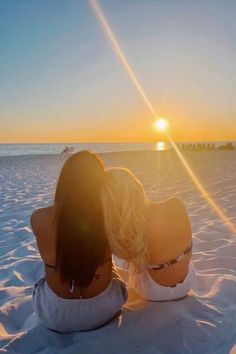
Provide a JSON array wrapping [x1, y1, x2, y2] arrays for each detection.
[[145, 198, 192, 287], [31, 152, 128, 332], [31, 205, 112, 299], [101, 167, 194, 301]]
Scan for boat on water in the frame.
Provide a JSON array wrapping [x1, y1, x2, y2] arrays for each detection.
[[61, 146, 75, 154]]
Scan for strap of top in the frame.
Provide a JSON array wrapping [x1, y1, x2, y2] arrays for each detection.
[[44, 254, 112, 297], [44, 254, 112, 270], [146, 243, 192, 271], [44, 262, 56, 269]]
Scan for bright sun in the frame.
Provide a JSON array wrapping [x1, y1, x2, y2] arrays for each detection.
[[154, 118, 169, 132]]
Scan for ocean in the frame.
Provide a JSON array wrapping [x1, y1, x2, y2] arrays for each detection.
[[0, 141, 235, 157], [0, 143, 156, 157]]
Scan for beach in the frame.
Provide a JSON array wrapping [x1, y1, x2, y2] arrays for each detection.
[[0, 150, 236, 354]]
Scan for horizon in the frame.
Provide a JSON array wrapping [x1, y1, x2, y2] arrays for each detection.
[[1, 0, 236, 143], [1, 139, 235, 146]]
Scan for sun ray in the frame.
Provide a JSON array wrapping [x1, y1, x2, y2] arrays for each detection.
[[90, 0, 236, 235], [90, 0, 157, 118], [168, 135, 236, 235]]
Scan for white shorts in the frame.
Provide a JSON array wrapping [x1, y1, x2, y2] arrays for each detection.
[[33, 269, 127, 332], [113, 255, 195, 302]]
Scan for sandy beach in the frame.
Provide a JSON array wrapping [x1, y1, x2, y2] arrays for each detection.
[[0, 150, 236, 354]]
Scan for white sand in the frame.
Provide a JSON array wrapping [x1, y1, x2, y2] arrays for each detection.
[[0, 150, 236, 353]]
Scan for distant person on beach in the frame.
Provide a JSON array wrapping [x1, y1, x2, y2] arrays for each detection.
[[101, 168, 195, 301], [30, 152, 127, 332]]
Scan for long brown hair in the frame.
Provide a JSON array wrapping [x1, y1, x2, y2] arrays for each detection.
[[55, 151, 109, 288]]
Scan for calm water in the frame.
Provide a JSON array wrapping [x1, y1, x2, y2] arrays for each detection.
[[0, 143, 157, 157], [0, 141, 235, 157]]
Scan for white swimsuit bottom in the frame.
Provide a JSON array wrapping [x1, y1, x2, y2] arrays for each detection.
[[113, 256, 195, 302]]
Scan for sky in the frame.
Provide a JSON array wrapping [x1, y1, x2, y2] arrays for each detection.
[[0, 0, 236, 143]]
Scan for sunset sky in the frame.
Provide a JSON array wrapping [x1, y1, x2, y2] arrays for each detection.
[[1, 0, 236, 143]]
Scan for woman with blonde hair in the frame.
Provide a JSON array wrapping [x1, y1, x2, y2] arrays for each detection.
[[101, 167, 195, 301]]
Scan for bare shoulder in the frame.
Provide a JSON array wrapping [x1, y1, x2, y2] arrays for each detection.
[[165, 197, 188, 216], [147, 197, 191, 240], [149, 197, 187, 217], [30, 205, 57, 236]]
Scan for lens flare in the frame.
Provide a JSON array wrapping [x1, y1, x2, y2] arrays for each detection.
[[168, 135, 236, 235], [90, 0, 157, 118], [90, 0, 236, 235]]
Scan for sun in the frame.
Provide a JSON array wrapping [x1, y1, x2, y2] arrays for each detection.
[[154, 118, 169, 132]]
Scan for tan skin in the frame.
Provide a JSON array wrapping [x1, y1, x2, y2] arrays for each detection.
[[31, 205, 112, 299], [119, 197, 192, 288], [145, 197, 192, 287]]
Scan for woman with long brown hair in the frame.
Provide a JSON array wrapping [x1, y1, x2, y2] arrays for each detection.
[[31, 151, 127, 332]]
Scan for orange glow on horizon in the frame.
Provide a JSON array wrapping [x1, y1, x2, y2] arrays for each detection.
[[1, 105, 236, 143]]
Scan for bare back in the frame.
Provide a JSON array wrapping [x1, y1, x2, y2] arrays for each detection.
[[145, 197, 192, 287], [31, 205, 112, 299]]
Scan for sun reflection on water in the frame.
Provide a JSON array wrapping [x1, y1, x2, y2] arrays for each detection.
[[156, 141, 167, 151]]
